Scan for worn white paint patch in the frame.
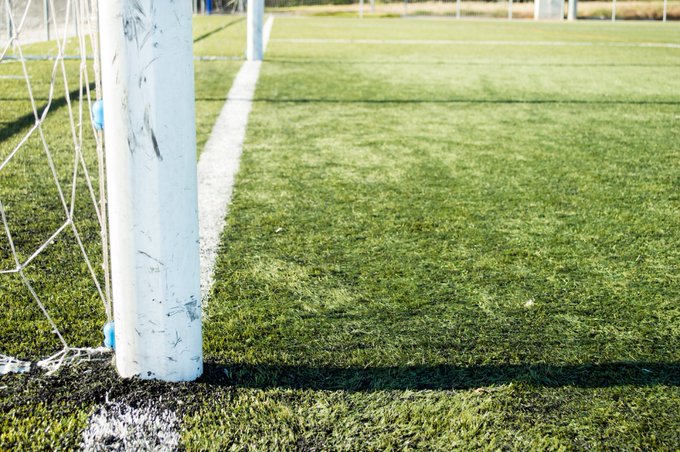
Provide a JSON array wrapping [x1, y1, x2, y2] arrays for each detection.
[[198, 16, 274, 299], [0, 354, 31, 375], [272, 37, 680, 49], [81, 402, 179, 451]]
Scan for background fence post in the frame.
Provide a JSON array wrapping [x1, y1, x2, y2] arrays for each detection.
[[568, 0, 577, 20], [43, 0, 50, 41], [663, 0, 667, 21]]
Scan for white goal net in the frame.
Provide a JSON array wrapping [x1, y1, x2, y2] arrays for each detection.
[[0, 0, 111, 375]]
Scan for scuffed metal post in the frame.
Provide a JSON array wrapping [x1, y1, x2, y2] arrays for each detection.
[[247, 0, 264, 61], [98, 0, 203, 382]]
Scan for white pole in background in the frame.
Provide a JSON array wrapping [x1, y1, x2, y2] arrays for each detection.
[[5, 0, 12, 40], [508, 0, 513, 20], [663, 0, 667, 21], [98, 0, 202, 382], [360, 0, 364, 18], [612, 0, 616, 20], [247, 0, 264, 61], [568, 0, 577, 20], [456, 0, 460, 19], [73, 0, 78, 38], [370, 0, 375, 13], [43, 0, 49, 40]]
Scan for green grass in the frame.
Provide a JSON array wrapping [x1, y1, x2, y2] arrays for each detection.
[[2, 15, 680, 450]]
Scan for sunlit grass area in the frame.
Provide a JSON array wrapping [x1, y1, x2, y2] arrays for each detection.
[[1, 15, 679, 450]]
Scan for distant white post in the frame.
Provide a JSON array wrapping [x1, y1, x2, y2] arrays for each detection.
[[456, 0, 461, 19], [360, 0, 364, 18], [247, 0, 264, 61], [662, 0, 667, 21], [534, 0, 565, 19], [568, 0, 577, 20], [370, 0, 375, 13], [508, 0, 513, 19], [98, 0, 203, 382], [612, 0, 616, 20], [5, 0, 12, 40], [43, 0, 50, 40]]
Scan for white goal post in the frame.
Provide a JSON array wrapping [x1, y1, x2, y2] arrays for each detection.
[[98, 1, 202, 382], [247, 0, 264, 61]]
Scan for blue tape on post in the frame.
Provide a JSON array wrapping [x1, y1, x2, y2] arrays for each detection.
[[92, 99, 104, 130], [103, 321, 115, 350]]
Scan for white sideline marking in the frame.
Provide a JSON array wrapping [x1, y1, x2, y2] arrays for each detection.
[[273, 38, 680, 49], [198, 16, 274, 299], [81, 402, 180, 451]]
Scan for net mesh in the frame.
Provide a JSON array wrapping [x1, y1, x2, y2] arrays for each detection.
[[0, 0, 111, 375]]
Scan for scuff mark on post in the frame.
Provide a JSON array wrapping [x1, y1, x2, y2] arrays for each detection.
[[171, 332, 182, 348], [138, 250, 164, 266], [150, 130, 163, 160], [184, 297, 200, 322], [122, 1, 147, 44]]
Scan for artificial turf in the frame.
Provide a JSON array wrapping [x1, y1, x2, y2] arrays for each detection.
[[2, 15, 680, 450]]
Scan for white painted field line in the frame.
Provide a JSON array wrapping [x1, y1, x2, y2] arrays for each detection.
[[198, 16, 274, 299], [273, 37, 680, 49], [81, 402, 180, 451]]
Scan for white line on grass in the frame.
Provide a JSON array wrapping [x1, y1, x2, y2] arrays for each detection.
[[81, 401, 180, 451], [273, 37, 680, 49], [198, 15, 274, 298]]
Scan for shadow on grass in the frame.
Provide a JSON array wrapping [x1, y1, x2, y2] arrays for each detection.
[[266, 58, 680, 68], [200, 361, 680, 391], [0, 84, 95, 144], [193, 17, 246, 44], [244, 97, 680, 106]]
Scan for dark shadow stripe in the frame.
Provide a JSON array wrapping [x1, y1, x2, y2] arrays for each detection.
[[266, 58, 680, 68], [0, 83, 95, 145], [246, 97, 680, 106], [200, 361, 680, 391], [193, 17, 246, 43]]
